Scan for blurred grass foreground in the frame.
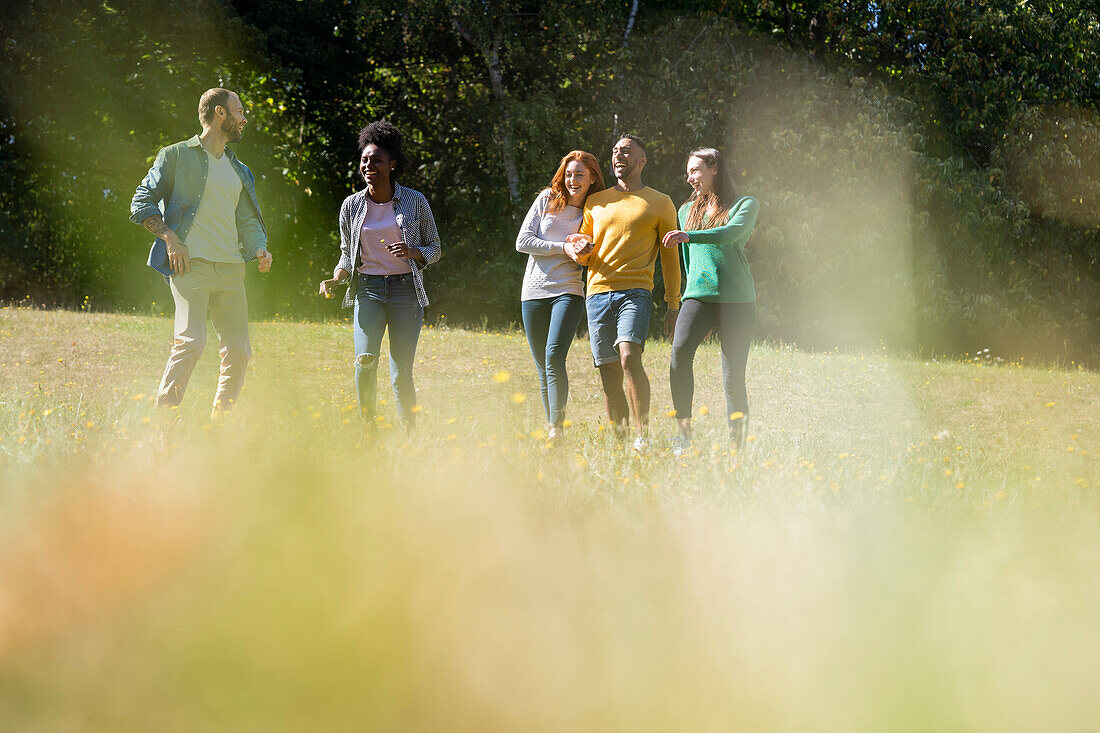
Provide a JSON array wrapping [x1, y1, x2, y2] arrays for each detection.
[[0, 307, 1098, 731]]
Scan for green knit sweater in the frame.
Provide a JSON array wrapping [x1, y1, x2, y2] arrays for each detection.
[[677, 196, 759, 303]]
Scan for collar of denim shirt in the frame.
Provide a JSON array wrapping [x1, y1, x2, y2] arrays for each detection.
[[185, 134, 238, 163]]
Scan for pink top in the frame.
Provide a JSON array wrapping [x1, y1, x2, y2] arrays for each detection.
[[358, 199, 411, 275]]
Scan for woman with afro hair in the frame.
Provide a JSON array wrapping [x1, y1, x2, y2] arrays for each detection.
[[319, 120, 441, 429]]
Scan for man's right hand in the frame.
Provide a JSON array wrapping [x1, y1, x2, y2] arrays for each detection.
[[318, 278, 341, 298], [164, 231, 191, 275]]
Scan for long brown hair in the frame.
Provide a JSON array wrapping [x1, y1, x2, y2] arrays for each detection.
[[545, 150, 605, 213], [684, 148, 737, 231]]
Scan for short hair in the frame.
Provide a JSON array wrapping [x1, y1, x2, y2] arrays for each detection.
[[618, 134, 648, 155], [357, 120, 411, 180], [199, 88, 232, 126]]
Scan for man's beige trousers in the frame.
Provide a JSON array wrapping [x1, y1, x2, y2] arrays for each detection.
[[156, 260, 251, 410]]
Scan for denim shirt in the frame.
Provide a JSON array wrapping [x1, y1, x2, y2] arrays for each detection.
[[129, 135, 267, 277], [335, 182, 442, 308]]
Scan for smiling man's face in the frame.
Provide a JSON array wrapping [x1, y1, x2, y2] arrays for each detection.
[[611, 138, 645, 181]]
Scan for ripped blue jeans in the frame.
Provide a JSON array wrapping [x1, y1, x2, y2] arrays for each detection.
[[352, 273, 424, 423]]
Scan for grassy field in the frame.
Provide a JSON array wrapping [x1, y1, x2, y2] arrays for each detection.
[[0, 306, 1097, 731]]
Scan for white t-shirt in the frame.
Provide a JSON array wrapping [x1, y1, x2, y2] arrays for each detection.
[[358, 199, 412, 275], [184, 149, 243, 263]]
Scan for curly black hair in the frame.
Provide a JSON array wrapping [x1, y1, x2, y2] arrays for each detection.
[[357, 120, 411, 180]]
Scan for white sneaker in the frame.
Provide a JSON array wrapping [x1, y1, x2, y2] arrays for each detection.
[[670, 435, 691, 457]]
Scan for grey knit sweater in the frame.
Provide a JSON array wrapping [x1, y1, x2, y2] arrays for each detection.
[[516, 189, 584, 300]]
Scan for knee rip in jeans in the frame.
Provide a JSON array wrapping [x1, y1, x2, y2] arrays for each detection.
[[356, 353, 378, 369]]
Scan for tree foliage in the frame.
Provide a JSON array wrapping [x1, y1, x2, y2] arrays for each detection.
[[1, 0, 1097, 363]]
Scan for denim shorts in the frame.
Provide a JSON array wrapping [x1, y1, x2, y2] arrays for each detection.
[[585, 288, 652, 366]]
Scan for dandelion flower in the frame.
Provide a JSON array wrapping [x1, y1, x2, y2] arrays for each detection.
[[730, 411, 745, 420], [410, 405, 423, 414], [511, 392, 527, 404], [493, 371, 511, 383]]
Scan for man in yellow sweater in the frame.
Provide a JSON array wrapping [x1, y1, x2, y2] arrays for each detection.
[[566, 135, 680, 449]]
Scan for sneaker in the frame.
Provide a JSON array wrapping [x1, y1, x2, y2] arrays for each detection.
[[670, 435, 691, 457]]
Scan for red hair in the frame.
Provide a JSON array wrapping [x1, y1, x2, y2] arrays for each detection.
[[545, 150, 605, 213]]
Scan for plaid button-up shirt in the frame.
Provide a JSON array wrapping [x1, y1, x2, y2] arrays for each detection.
[[336, 182, 442, 308]]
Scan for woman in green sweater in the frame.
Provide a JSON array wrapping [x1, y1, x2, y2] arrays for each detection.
[[661, 148, 759, 449]]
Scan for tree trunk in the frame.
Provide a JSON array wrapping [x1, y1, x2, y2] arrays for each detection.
[[623, 0, 639, 46], [613, 0, 641, 139], [453, 17, 521, 203], [486, 32, 521, 203]]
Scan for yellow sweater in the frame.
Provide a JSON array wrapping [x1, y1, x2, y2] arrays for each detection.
[[579, 186, 681, 307]]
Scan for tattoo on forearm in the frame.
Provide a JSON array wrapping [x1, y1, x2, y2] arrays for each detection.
[[142, 214, 170, 237]]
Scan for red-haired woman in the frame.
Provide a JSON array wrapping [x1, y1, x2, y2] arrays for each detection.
[[516, 150, 605, 440]]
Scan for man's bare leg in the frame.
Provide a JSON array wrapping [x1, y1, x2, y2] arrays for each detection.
[[619, 341, 650, 438], [597, 361, 630, 435]]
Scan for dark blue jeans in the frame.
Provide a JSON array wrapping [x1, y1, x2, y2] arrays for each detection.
[[353, 273, 423, 423], [521, 294, 585, 426]]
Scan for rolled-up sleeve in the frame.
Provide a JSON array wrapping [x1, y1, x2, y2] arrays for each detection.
[[237, 203, 267, 262], [129, 145, 175, 225], [336, 198, 355, 275], [413, 193, 441, 266]]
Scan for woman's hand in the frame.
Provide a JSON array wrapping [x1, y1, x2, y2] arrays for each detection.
[[386, 240, 425, 263], [319, 268, 350, 298], [564, 234, 594, 265], [662, 230, 689, 248]]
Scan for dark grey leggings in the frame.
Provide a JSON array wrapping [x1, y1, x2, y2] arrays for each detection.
[[669, 299, 755, 427]]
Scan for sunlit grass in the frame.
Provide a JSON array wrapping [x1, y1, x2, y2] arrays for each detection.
[[0, 306, 1097, 730]]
